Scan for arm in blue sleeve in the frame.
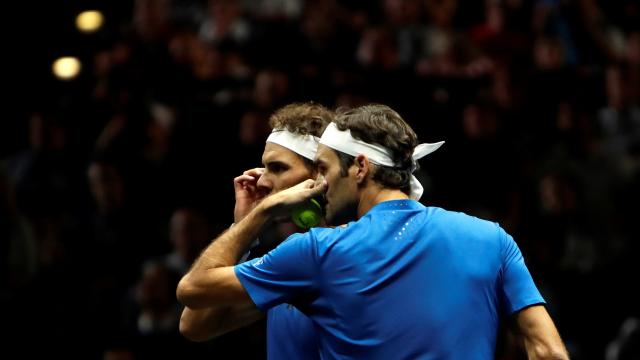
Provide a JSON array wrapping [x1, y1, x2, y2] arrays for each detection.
[[235, 232, 319, 311], [499, 227, 546, 314]]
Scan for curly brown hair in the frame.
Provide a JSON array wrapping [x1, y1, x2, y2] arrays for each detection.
[[268, 102, 333, 138], [333, 104, 418, 195]]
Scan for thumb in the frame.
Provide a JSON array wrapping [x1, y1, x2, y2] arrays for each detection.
[[298, 179, 322, 198], [287, 179, 325, 204], [309, 177, 327, 197]]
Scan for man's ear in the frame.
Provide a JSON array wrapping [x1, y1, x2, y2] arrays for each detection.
[[354, 154, 371, 185]]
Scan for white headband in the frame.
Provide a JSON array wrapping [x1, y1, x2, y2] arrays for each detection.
[[266, 129, 320, 161], [319, 122, 444, 200]]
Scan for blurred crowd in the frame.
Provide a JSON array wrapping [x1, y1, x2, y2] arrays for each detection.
[[2, 0, 639, 358]]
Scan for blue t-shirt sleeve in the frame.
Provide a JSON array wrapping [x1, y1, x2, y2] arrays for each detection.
[[499, 227, 545, 314], [234, 232, 319, 311]]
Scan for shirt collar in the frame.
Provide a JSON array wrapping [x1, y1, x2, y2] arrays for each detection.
[[367, 199, 424, 214]]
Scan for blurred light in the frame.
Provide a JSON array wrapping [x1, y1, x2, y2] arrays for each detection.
[[52, 57, 81, 80], [76, 10, 104, 33]]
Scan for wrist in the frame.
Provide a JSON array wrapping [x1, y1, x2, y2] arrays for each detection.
[[254, 196, 278, 218]]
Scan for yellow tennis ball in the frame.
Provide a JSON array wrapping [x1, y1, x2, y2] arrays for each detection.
[[291, 198, 322, 229]]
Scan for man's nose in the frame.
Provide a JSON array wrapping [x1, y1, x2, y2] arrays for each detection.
[[256, 173, 272, 194]]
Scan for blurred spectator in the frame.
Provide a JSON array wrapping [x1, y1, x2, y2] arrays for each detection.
[[133, 0, 172, 43], [606, 317, 640, 360], [164, 207, 211, 275], [118, 260, 206, 358], [4, 1, 640, 358], [253, 68, 291, 110], [242, 0, 303, 21], [3, 112, 81, 286], [199, 0, 253, 48], [357, 26, 400, 70], [84, 158, 158, 342], [122, 261, 181, 337]]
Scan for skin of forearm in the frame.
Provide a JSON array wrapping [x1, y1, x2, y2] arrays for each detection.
[[180, 307, 223, 342], [522, 329, 569, 360], [180, 301, 264, 341], [524, 341, 569, 360], [192, 200, 272, 270], [516, 306, 570, 360], [177, 200, 274, 307]]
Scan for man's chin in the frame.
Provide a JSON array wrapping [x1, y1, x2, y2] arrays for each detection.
[[277, 221, 300, 233]]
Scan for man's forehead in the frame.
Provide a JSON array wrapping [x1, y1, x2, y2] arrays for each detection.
[[314, 144, 335, 162], [262, 142, 301, 163]]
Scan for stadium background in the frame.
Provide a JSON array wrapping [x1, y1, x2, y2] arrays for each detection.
[[2, 0, 639, 358]]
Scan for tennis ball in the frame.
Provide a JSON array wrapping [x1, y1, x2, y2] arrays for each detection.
[[291, 198, 323, 229]]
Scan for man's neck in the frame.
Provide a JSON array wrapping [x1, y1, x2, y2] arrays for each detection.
[[357, 185, 409, 218]]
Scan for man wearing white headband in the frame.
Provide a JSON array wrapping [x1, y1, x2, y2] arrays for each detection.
[[178, 104, 568, 359], [179, 102, 332, 359]]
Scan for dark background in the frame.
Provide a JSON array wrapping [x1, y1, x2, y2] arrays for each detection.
[[2, 0, 639, 358]]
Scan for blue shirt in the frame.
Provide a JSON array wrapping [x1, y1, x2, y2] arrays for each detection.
[[267, 304, 320, 359], [242, 238, 321, 360], [236, 200, 545, 359]]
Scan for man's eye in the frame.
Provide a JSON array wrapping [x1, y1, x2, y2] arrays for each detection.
[[269, 164, 285, 173]]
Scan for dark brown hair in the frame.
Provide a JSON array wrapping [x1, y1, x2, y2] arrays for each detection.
[[333, 104, 418, 194]]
